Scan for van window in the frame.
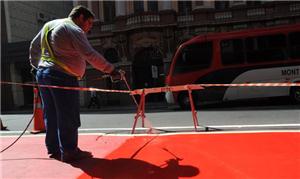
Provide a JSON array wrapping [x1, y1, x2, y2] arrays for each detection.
[[221, 39, 245, 65], [246, 34, 287, 63], [288, 31, 300, 59], [174, 42, 212, 74]]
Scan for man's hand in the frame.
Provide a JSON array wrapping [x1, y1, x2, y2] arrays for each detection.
[[109, 68, 125, 82]]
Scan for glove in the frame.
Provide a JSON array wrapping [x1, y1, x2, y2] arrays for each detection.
[[109, 68, 125, 82]]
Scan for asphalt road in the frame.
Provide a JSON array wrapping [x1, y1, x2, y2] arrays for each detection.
[[1, 100, 299, 135]]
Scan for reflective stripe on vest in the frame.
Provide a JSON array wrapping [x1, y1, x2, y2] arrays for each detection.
[[41, 19, 78, 77]]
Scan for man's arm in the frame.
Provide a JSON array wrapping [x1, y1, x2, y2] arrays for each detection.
[[69, 29, 115, 74], [29, 30, 42, 69]]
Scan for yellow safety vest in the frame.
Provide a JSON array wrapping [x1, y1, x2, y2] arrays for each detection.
[[41, 19, 78, 77]]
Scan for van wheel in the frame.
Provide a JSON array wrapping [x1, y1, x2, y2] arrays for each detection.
[[290, 87, 300, 104], [178, 92, 197, 110]]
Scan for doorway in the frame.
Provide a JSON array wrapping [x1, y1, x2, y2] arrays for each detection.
[[132, 47, 164, 102]]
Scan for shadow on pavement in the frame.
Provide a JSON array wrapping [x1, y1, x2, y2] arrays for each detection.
[[71, 157, 200, 179]]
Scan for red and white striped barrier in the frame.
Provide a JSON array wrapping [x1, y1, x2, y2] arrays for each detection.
[[2, 81, 299, 95], [0, 81, 130, 93], [130, 82, 300, 95], [2, 81, 300, 134]]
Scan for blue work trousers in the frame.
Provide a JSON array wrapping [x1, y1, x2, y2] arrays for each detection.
[[36, 68, 80, 154]]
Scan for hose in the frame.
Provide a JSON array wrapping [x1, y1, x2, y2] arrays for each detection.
[[0, 71, 137, 153], [0, 115, 34, 153]]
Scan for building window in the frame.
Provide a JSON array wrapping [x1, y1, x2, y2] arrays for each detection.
[[103, 1, 116, 23], [148, 1, 158, 12], [78, 1, 87, 7], [290, 3, 300, 12], [232, 1, 245, 4], [134, 1, 144, 13], [195, 1, 204, 6], [247, 1, 262, 7], [215, 1, 229, 10], [178, 1, 192, 15], [92, 1, 99, 20]]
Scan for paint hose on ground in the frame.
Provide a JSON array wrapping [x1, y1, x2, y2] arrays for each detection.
[[0, 71, 128, 153], [0, 116, 34, 153], [0, 73, 38, 153], [0, 97, 35, 153]]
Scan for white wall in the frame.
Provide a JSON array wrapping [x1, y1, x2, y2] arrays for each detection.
[[5, 1, 73, 42]]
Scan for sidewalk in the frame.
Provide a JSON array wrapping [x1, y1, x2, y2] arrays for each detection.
[[1, 102, 174, 115], [81, 101, 174, 113]]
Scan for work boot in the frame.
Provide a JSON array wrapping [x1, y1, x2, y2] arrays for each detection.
[[49, 152, 61, 160], [61, 148, 93, 163]]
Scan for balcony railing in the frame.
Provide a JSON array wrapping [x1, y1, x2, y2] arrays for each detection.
[[247, 8, 265, 16], [126, 14, 160, 25], [101, 24, 115, 32], [214, 11, 232, 20], [177, 15, 194, 23]]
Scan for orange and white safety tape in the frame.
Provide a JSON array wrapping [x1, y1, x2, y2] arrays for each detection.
[[0, 81, 130, 93], [1, 81, 300, 95], [130, 82, 300, 95]]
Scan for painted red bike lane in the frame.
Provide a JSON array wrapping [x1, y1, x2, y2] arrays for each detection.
[[1, 131, 300, 179]]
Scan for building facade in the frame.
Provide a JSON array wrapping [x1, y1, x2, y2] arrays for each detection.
[[2, 1, 300, 111], [78, 0, 300, 106], [1, 1, 73, 111]]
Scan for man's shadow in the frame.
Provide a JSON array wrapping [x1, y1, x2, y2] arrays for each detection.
[[71, 157, 200, 179]]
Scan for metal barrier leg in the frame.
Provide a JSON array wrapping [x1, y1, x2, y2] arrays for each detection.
[[188, 89, 199, 132], [131, 90, 146, 134], [141, 93, 146, 128]]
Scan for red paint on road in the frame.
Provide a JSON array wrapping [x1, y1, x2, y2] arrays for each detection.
[[1, 132, 300, 179], [77, 132, 300, 179]]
